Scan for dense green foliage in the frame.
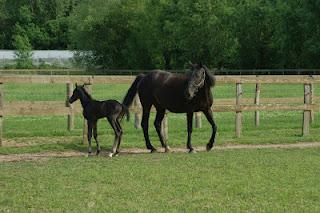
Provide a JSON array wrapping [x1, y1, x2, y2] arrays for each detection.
[[1, 0, 320, 69]]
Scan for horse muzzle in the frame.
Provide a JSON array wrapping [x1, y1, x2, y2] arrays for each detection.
[[68, 96, 76, 104]]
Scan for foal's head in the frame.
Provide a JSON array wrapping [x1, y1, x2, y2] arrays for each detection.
[[185, 63, 207, 100], [69, 84, 91, 104]]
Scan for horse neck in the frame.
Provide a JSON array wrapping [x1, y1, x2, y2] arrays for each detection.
[[79, 90, 92, 108]]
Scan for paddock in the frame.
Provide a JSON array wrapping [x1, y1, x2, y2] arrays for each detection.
[[0, 74, 319, 147], [1, 73, 320, 212]]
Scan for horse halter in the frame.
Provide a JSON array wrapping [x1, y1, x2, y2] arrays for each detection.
[[186, 68, 206, 100], [190, 68, 206, 87]]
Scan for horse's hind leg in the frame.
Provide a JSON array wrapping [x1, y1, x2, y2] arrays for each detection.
[[141, 105, 156, 152], [93, 121, 101, 155], [115, 118, 123, 154], [154, 108, 170, 152], [87, 121, 93, 154], [107, 117, 121, 157], [203, 109, 217, 151]]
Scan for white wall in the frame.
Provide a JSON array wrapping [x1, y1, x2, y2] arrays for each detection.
[[0, 50, 76, 67]]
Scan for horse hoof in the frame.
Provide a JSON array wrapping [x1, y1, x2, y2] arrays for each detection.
[[189, 149, 197, 154], [108, 153, 114, 158], [165, 146, 171, 153], [206, 143, 213, 151], [96, 150, 100, 155], [150, 148, 157, 153]]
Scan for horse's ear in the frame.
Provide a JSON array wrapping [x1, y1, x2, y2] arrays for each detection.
[[75, 83, 78, 87], [187, 61, 194, 69]]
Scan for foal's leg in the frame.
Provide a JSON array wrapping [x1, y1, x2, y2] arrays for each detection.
[[93, 121, 101, 155], [115, 118, 123, 154], [187, 112, 196, 153], [107, 117, 121, 157], [203, 109, 218, 151], [154, 109, 170, 152], [87, 121, 93, 154], [141, 105, 157, 152]]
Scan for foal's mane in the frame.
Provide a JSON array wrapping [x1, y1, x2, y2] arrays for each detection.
[[78, 86, 93, 100]]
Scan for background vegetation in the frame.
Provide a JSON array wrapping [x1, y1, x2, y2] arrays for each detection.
[[1, 0, 320, 69]]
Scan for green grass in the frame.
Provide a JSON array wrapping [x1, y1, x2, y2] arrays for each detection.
[[1, 148, 320, 212], [1, 83, 320, 155]]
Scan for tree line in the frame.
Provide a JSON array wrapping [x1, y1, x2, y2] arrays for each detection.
[[1, 0, 320, 69]]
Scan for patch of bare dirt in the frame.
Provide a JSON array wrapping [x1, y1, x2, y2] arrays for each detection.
[[1, 136, 78, 147], [1, 142, 320, 163]]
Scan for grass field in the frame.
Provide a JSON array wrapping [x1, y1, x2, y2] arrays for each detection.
[[1, 148, 320, 212], [1, 81, 320, 212], [1, 82, 320, 155]]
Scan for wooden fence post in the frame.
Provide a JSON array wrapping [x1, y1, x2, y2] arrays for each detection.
[[302, 84, 311, 136], [0, 83, 3, 146], [82, 84, 92, 144], [254, 82, 261, 127], [161, 112, 168, 140], [236, 83, 242, 138], [66, 83, 74, 131], [195, 112, 202, 128], [133, 95, 141, 129]]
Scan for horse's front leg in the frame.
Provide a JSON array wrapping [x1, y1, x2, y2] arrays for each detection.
[[203, 109, 217, 151], [87, 121, 93, 154], [92, 121, 101, 155], [187, 112, 196, 153]]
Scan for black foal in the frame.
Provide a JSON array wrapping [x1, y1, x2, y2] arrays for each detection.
[[69, 84, 129, 157]]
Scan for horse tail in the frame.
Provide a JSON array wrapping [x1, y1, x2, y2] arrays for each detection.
[[122, 74, 144, 108]]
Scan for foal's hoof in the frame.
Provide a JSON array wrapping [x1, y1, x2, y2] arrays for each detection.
[[189, 149, 197, 154], [96, 150, 101, 155], [108, 152, 114, 158], [206, 143, 214, 151], [165, 146, 171, 153], [150, 148, 157, 153]]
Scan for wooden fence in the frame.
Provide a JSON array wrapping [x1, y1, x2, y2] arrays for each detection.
[[0, 75, 319, 146]]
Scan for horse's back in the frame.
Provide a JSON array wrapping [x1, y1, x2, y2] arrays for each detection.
[[139, 70, 187, 88], [137, 70, 193, 111]]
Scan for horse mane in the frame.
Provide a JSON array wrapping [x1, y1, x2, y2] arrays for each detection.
[[203, 65, 216, 87], [79, 86, 93, 100], [185, 64, 215, 99]]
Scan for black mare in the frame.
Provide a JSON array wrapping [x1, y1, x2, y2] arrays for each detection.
[[122, 63, 217, 153], [69, 84, 129, 157]]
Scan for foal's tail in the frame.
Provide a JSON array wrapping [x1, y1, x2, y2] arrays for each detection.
[[121, 104, 130, 122], [122, 74, 144, 109]]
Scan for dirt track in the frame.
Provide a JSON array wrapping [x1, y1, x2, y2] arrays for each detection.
[[1, 141, 320, 163]]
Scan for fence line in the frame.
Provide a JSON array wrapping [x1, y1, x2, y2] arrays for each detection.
[[1, 75, 320, 84], [0, 75, 319, 144]]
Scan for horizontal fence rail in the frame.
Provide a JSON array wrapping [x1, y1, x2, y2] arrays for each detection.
[[1, 75, 320, 84], [0, 74, 319, 145], [1, 69, 320, 75]]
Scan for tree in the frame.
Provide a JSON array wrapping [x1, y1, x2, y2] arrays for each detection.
[[13, 34, 33, 68]]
